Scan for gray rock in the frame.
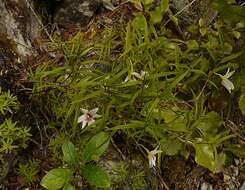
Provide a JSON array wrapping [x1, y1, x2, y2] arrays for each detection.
[[171, 0, 217, 25], [53, 0, 101, 28], [0, 0, 41, 57], [53, 0, 116, 28]]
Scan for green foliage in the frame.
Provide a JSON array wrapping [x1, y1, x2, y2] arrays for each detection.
[[0, 119, 31, 153], [150, 0, 169, 24], [0, 91, 18, 114], [63, 184, 76, 190], [40, 168, 73, 190], [35, 6, 244, 176], [239, 92, 245, 115], [41, 139, 111, 189], [82, 132, 110, 163], [225, 144, 245, 158], [18, 160, 39, 186], [82, 164, 111, 188], [212, 0, 245, 23], [62, 142, 79, 166], [19, 0, 245, 187]]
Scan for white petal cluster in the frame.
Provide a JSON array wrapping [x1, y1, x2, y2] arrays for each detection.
[[124, 70, 147, 82], [148, 146, 162, 168], [220, 68, 235, 93], [77, 108, 101, 129]]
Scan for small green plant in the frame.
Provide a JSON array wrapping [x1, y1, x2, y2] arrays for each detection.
[[0, 91, 18, 114], [41, 132, 111, 189], [0, 119, 31, 153], [18, 160, 40, 186], [0, 91, 30, 153]]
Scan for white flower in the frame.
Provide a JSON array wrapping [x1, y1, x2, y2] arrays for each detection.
[[124, 70, 147, 82], [77, 108, 101, 129], [219, 68, 235, 93], [148, 146, 162, 168], [131, 70, 147, 80]]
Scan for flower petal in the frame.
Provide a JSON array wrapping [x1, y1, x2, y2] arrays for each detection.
[[124, 76, 129, 82], [81, 109, 88, 114], [221, 78, 234, 93], [224, 70, 235, 79], [148, 146, 162, 168], [90, 108, 99, 115], [131, 72, 141, 79], [94, 114, 101, 118], [148, 154, 156, 168], [82, 120, 88, 129], [88, 119, 95, 126], [152, 150, 162, 155], [77, 115, 86, 124]]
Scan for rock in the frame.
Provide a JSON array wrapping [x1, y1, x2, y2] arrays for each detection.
[[0, 0, 41, 57], [53, 0, 101, 28], [53, 0, 116, 28], [171, 0, 217, 25]]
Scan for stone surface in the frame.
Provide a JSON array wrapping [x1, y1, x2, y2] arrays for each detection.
[[54, 0, 100, 28], [171, 0, 217, 25], [53, 0, 116, 28], [0, 0, 41, 57]]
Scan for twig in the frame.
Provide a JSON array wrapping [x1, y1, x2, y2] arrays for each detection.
[[25, 0, 54, 42], [196, 79, 209, 100], [225, 120, 245, 142], [164, 0, 199, 26], [110, 138, 126, 161], [30, 110, 44, 150]]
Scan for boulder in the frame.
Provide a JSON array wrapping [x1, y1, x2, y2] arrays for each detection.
[[53, 0, 101, 28], [0, 0, 41, 58]]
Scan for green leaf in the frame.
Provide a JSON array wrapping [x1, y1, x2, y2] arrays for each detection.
[[40, 168, 73, 190], [194, 143, 216, 172], [186, 40, 199, 51], [82, 164, 110, 188], [150, 0, 169, 24], [192, 112, 223, 136], [167, 120, 188, 132], [82, 132, 110, 163], [239, 93, 245, 115], [62, 142, 79, 165], [212, 0, 245, 23], [225, 144, 245, 158], [142, 0, 153, 6], [161, 137, 182, 156], [63, 184, 76, 190]]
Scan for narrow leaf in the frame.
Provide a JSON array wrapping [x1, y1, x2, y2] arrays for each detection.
[[239, 92, 245, 115]]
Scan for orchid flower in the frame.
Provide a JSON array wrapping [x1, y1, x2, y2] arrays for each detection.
[[124, 70, 147, 82], [148, 146, 162, 168], [131, 70, 147, 80], [219, 68, 235, 93], [77, 108, 101, 129]]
